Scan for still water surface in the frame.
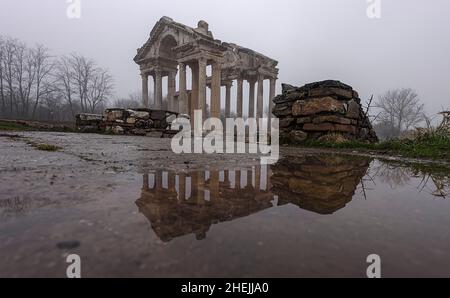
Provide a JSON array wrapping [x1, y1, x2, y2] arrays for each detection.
[[1, 154, 449, 277]]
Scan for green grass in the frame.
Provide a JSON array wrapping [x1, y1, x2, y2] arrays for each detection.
[[295, 131, 450, 162], [34, 143, 61, 151], [0, 120, 31, 131], [27, 142, 62, 152]]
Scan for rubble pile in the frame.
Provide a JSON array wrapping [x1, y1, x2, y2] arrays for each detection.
[[76, 108, 180, 138], [272, 80, 378, 143]]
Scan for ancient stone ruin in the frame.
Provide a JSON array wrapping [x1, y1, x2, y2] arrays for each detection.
[[134, 16, 278, 122], [76, 108, 180, 137], [273, 80, 378, 143]]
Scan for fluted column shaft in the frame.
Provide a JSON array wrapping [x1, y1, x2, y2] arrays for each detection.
[[154, 70, 163, 110], [198, 58, 207, 120], [168, 71, 176, 112], [257, 75, 264, 119], [211, 62, 221, 118], [225, 82, 232, 118], [178, 63, 187, 114], [269, 78, 276, 119], [236, 77, 243, 117], [248, 80, 256, 118], [141, 74, 149, 108]]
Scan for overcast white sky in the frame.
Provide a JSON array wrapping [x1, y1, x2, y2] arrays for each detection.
[[1, 0, 449, 116]]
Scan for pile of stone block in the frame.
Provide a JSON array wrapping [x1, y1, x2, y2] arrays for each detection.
[[273, 80, 378, 143], [76, 108, 181, 138]]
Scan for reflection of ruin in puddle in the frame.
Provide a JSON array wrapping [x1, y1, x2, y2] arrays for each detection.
[[136, 154, 372, 242], [136, 166, 274, 242]]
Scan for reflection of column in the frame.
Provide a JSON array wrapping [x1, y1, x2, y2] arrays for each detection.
[[141, 74, 149, 108], [155, 171, 162, 190], [190, 63, 199, 123], [168, 172, 175, 192], [246, 169, 252, 189], [210, 171, 219, 202], [211, 62, 221, 118], [154, 70, 163, 110], [179, 63, 187, 114], [197, 171, 206, 205], [224, 170, 230, 187], [142, 174, 149, 191], [179, 173, 186, 200], [237, 77, 243, 117], [248, 80, 256, 118], [168, 72, 176, 112], [255, 166, 261, 192], [235, 170, 241, 190], [257, 75, 264, 119], [198, 58, 207, 120], [225, 81, 232, 118]]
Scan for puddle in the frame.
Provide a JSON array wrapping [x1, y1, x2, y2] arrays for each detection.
[[0, 153, 450, 277]]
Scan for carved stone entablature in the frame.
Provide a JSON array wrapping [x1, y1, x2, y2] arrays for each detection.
[[134, 16, 279, 79]]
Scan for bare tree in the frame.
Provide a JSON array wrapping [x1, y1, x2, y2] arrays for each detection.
[[2, 37, 18, 116], [70, 54, 95, 113], [54, 56, 77, 117], [86, 67, 113, 113], [0, 37, 5, 116], [375, 88, 425, 137], [31, 44, 54, 118]]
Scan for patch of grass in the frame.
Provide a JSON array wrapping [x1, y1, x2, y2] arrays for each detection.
[[30, 142, 62, 152], [0, 120, 31, 131], [297, 130, 450, 162]]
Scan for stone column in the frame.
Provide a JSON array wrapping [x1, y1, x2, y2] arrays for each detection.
[[168, 71, 176, 112], [211, 62, 221, 118], [154, 70, 163, 110], [198, 58, 207, 120], [141, 74, 149, 108], [236, 77, 243, 117], [248, 79, 256, 118], [257, 75, 264, 119], [269, 78, 276, 119], [190, 63, 199, 122], [225, 82, 232, 118], [178, 63, 187, 114]]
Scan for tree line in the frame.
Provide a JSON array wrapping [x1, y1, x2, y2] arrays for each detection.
[[0, 35, 113, 122]]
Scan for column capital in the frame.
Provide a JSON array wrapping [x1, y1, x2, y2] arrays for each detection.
[[178, 62, 186, 70], [198, 57, 207, 66]]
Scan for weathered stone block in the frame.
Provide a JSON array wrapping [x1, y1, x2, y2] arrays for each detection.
[[312, 115, 351, 125], [303, 123, 357, 134], [292, 97, 345, 116], [308, 87, 354, 99], [288, 130, 308, 142], [280, 117, 295, 128], [296, 117, 311, 124], [151, 110, 166, 120], [346, 99, 361, 119]]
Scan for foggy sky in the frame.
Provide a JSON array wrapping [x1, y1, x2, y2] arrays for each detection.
[[1, 0, 449, 116]]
